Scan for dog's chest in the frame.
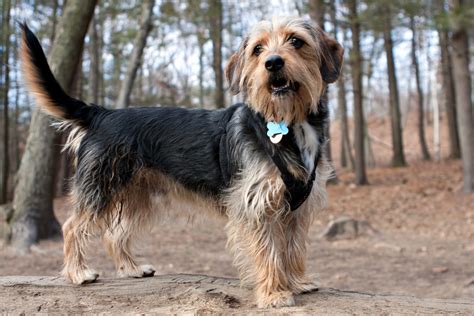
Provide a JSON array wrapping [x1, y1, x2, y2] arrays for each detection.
[[293, 122, 319, 175]]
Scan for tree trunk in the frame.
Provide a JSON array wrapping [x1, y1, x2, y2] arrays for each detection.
[[209, 0, 224, 108], [449, 0, 474, 193], [88, 13, 100, 104], [329, 0, 353, 170], [348, 0, 368, 185], [410, 15, 430, 161], [433, 86, 441, 161], [338, 72, 354, 170], [310, 0, 335, 170], [115, 0, 155, 109], [97, 2, 105, 106], [1, 0, 11, 204], [437, 5, 461, 159], [13, 30, 21, 172], [9, 0, 97, 251], [198, 30, 206, 108], [110, 21, 122, 107], [309, 0, 324, 24], [382, 9, 406, 167], [50, 0, 59, 43]]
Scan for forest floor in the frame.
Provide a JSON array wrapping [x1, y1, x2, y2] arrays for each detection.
[[1, 160, 473, 303]]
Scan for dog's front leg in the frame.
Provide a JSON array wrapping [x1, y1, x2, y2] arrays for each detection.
[[251, 220, 296, 308], [285, 205, 319, 294], [225, 162, 295, 308]]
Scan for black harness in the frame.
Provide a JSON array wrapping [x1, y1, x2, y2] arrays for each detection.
[[276, 146, 321, 211], [247, 109, 324, 211], [219, 103, 328, 212]]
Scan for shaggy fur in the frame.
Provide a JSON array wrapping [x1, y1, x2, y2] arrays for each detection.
[[20, 17, 343, 308]]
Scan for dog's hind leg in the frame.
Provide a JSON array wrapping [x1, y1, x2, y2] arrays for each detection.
[[102, 217, 155, 278], [102, 188, 156, 278], [61, 211, 100, 284]]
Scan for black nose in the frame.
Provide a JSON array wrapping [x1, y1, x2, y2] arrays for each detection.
[[265, 55, 285, 72]]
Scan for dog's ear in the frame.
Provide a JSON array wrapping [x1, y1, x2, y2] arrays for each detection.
[[319, 32, 344, 84], [303, 21, 344, 84], [225, 37, 248, 95]]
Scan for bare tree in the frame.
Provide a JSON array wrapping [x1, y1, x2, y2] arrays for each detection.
[[50, 0, 59, 43], [449, 0, 473, 193], [409, 14, 430, 160], [310, 0, 336, 169], [197, 29, 206, 107], [1, 0, 11, 204], [209, 0, 224, 108], [382, 6, 406, 167], [116, 0, 155, 109], [9, 0, 97, 251], [88, 12, 100, 104], [329, 0, 354, 169], [348, 0, 368, 185], [436, 0, 461, 159]]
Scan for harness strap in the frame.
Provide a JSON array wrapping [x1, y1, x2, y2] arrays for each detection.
[[248, 110, 321, 211], [281, 150, 321, 211]]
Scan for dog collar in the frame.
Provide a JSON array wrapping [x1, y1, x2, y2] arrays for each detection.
[[266, 121, 289, 144]]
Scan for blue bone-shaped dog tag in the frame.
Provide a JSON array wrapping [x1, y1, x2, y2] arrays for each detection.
[[266, 121, 289, 144]]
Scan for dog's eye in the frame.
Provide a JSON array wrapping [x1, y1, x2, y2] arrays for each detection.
[[253, 44, 263, 56], [290, 37, 304, 49]]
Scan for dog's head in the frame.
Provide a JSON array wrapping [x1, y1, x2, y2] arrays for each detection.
[[225, 17, 343, 124]]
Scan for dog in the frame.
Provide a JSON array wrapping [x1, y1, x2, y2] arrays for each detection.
[[20, 17, 343, 308]]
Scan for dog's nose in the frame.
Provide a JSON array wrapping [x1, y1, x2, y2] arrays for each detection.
[[265, 55, 284, 72]]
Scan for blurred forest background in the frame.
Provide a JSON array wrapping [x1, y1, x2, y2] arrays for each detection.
[[0, 0, 473, 258]]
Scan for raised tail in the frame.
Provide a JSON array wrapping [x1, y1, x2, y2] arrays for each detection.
[[19, 23, 101, 127]]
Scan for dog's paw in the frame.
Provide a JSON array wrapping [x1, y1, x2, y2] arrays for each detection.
[[140, 264, 156, 277], [63, 268, 99, 285], [291, 280, 319, 294], [118, 264, 155, 278], [257, 291, 295, 308]]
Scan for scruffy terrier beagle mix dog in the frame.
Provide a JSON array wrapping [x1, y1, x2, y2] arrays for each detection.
[[20, 17, 343, 308]]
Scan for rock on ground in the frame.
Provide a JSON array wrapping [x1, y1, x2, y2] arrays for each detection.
[[319, 216, 380, 240]]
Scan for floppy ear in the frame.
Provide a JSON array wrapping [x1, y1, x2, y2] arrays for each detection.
[[303, 21, 344, 84], [319, 32, 344, 84], [225, 37, 247, 95]]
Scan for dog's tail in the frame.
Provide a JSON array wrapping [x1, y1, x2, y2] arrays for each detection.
[[19, 23, 101, 127]]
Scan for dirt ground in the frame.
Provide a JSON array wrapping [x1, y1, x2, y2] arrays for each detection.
[[1, 160, 473, 302]]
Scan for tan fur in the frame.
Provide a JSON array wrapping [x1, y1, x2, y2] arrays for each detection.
[[61, 212, 100, 284], [20, 32, 66, 119], [225, 17, 328, 124]]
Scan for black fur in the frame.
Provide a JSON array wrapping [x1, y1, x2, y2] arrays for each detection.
[[75, 105, 242, 212]]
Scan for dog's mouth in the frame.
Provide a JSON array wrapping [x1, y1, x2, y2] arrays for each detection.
[[269, 77, 300, 96]]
